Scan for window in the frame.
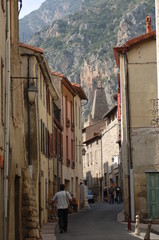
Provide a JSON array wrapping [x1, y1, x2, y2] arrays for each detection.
[[54, 127, 57, 155], [87, 153, 89, 166], [90, 152, 92, 165], [75, 102, 77, 126], [65, 96, 67, 119], [57, 130, 61, 157], [79, 141, 81, 164], [66, 136, 68, 160], [46, 88, 51, 114], [61, 133, 63, 160], [49, 133, 53, 159], [71, 139, 74, 161], [75, 138, 77, 162], [41, 119, 43, 152], [43, 82, 46, 106], [104, 173, 107, 186], [40, 72, 42, 98], [70, 101, 73, 124]]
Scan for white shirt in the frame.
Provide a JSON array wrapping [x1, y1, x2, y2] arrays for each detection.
[[52, 191, 72, 209]]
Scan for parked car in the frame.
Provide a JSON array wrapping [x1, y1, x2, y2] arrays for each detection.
[[88, 190, 95, 203]]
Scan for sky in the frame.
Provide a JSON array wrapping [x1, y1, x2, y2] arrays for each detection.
[[19, 0, 45, 18]]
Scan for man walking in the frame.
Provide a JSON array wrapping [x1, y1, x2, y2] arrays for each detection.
[[52, 184, 72, 233]]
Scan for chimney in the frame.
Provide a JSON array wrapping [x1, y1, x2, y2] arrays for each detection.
[[146, 15, 151, 33]]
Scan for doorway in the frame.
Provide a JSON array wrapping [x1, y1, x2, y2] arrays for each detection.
[[146, 172, 159, 219]]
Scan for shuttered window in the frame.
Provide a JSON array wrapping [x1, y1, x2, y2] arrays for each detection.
[[49, 133, 53, 159]]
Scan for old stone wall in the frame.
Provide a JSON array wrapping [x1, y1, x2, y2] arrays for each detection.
[[22, 168, 41, 240]]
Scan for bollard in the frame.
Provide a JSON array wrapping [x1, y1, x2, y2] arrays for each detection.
[[144, 223, 151, 240], [135, 215, 140, 236], [128, 218, 132, 231]]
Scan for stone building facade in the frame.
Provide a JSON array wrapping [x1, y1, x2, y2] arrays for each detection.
[[114, 27, 159, 221], [71, 82, 88, 203], [20, 43, 59, 228], [102, 105, 121, 202], [83, 134, 102, 201], [51, 73, 87, 206]]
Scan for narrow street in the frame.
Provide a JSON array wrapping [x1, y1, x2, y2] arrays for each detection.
[[56, 203, 139, 240]]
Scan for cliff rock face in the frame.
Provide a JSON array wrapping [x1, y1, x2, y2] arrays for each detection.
[[19, 0, 85, 41], [20, 0, 155, 120]]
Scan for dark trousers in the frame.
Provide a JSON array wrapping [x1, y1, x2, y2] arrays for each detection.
[[58, 208, 68, 231]]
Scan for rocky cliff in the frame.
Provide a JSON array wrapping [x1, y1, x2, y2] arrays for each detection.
[[20, 0, 155, 121]]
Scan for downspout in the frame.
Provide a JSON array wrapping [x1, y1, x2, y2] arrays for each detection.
[[36, 64, 41, 227], [101, 135, 103, 202], [73, 96, 75, 192], [61, 83, 64, 183], [52, 99, 55, 192], [46, 85, 50, 203], [27, 57, 31, 166], [4, 0, 11, 239], [123, 53, 134, 221]]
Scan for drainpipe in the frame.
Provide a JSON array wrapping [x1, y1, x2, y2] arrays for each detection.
[[155, 1, 159, 101], [101, 135, 103, 202], [4, 0, 11, 239], [123, 53, 134, 222], [27, 57, 31, 166], [52, 100, 55, 192], [35, 64, 41, 227]]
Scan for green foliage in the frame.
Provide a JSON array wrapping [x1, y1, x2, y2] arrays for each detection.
[[32, 0, 155, 81]]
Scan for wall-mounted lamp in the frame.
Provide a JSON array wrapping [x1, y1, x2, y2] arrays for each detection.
[[28, 85, 38, 104]]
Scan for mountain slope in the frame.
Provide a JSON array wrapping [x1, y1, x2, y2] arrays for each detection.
[[27, 0, 155, 120], [19, 0, 85, 41]]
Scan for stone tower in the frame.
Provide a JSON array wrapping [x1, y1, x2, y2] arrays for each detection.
[[91, 80, 109, 122]]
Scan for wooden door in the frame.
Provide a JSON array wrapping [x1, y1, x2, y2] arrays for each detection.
[[146, 172, 159, 219]]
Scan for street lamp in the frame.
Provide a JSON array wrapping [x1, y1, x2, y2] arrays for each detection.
[[28, 85, 38, 104]]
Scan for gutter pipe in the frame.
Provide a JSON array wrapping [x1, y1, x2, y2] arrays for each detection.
[[123, 53, 134, 222]]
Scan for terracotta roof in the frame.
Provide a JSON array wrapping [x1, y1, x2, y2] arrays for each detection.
[[83, 134, 101, 145], [51, 71, 76, 96], [19, 42, 43, 54], [82, 119, 106, 132], [103, 104, 117, 119], [71, 82, 88, 100], [113, 30, 156, 67], [51, 71, 65, 78]]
